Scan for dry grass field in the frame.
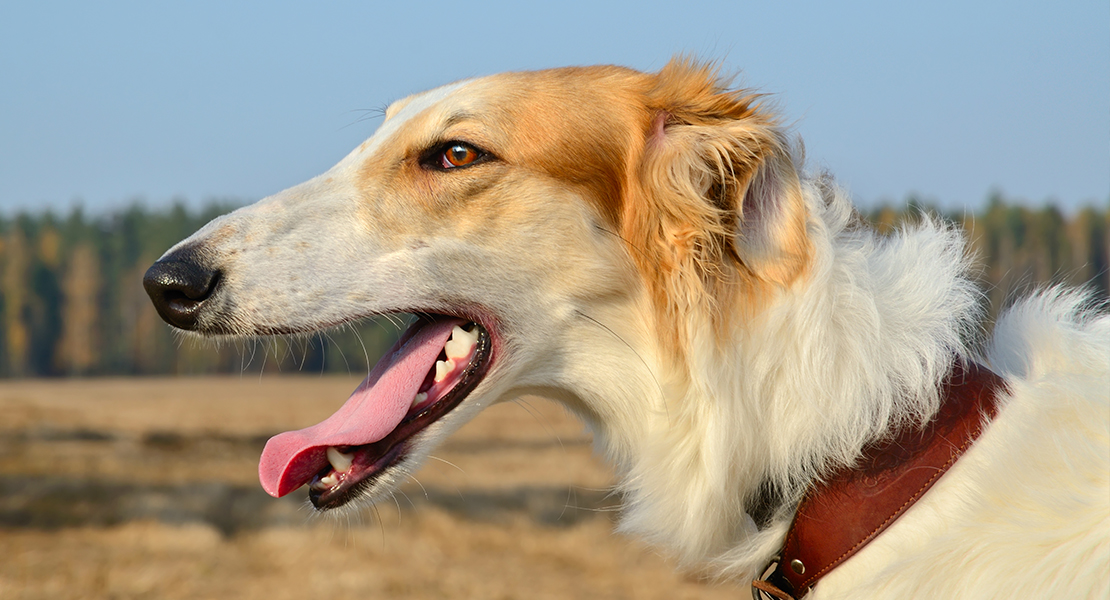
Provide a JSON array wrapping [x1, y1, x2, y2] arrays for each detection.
[[0, 376, 743, 599]]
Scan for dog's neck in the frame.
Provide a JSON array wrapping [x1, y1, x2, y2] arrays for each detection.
[[592, 185, 981, 579]]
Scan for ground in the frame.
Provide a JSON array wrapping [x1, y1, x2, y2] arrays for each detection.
[[0, 376, 742, 599]]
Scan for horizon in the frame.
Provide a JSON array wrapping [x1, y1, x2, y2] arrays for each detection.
[[0, 189, 1106, 222]]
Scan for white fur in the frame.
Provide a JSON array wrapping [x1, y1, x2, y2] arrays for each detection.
[[160, 65, 1110, 598], [815, 289, 1110, 599]]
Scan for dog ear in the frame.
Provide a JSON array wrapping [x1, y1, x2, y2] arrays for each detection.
[[635, 59, 810, 289], [730, 134, 810, 285]]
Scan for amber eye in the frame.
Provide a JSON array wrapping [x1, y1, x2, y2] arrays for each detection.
[[439, 143, 481, 168]]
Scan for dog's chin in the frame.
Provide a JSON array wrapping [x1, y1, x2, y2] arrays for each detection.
[[283, 314, 493, 512], [310, 427, 447, 513]]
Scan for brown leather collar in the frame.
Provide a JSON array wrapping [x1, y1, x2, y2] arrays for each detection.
[[753, 360, 1005, 599]]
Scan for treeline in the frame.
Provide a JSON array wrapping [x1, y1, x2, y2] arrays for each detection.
[[0, 196, 1106, 378]]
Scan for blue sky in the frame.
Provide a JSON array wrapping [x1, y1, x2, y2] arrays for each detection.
[[1, 0, 1107, 216]]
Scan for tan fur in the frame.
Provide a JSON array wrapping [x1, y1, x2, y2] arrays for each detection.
[[349, 59, 812, 362], [630, 60, 812, 354]]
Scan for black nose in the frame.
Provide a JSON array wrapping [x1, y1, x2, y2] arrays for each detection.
[[143, 254, 221, 331]]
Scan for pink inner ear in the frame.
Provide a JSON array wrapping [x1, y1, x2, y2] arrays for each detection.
[[741, 164, 777, 233], [739, 164, 786, 265], [737, 155, 812, 285], [649, 111, 671, 148]]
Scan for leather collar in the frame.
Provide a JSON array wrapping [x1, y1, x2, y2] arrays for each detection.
[[753, 360, 1005, 599]]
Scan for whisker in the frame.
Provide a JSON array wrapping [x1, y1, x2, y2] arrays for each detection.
[[257, 339, 268, 382], [370, 503, 386, 548], [297, 335, 311, 371], [339, 106, 386, 131], [353, 324, 373, 377], [323, 330, 352, 375], [426, 454, 466, 474], [594, 224, 653, 262], [557, 484, 574, 522], [407, 474, 430, 500], [574, 309, 667, 411]]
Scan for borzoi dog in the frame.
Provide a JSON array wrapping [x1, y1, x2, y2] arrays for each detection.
[[144, 58, 1109, 598]]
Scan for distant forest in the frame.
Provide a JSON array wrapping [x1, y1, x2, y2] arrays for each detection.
[[0, 195, 1106, 378]]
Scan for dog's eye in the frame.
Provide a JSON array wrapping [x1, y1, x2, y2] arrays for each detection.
[[438, 143, 482, 169]]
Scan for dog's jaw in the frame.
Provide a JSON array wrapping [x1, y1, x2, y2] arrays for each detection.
[[256, 317, 494, 509]]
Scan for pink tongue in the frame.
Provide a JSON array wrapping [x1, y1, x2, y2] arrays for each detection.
[[258, 318, 463, 497]]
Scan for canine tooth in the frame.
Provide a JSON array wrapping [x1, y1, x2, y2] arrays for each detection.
[[444, 325, 479, 360], [444, 338, 472, 360], [413, 392, 428, 407], [327, 447, 353, 473], [434, 359, 454, 383], [443, 339, 467, 360], [319, 472, 338, 488]]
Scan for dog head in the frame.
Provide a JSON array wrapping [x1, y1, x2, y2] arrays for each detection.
[[143, 57, 811, 513]]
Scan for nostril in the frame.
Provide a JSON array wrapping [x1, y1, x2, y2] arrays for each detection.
[[143, 259, 221, 330], [165, 290, 198, 311], [162, 275, 218, 311]]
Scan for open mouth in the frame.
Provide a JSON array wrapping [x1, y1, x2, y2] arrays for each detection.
[[258, 315, 492, 510]]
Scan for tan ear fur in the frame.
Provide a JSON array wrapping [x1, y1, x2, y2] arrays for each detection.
[[626, 58, 811, 346]]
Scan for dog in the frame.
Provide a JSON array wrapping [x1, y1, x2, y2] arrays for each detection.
[[144, 58, 1109, 598]]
